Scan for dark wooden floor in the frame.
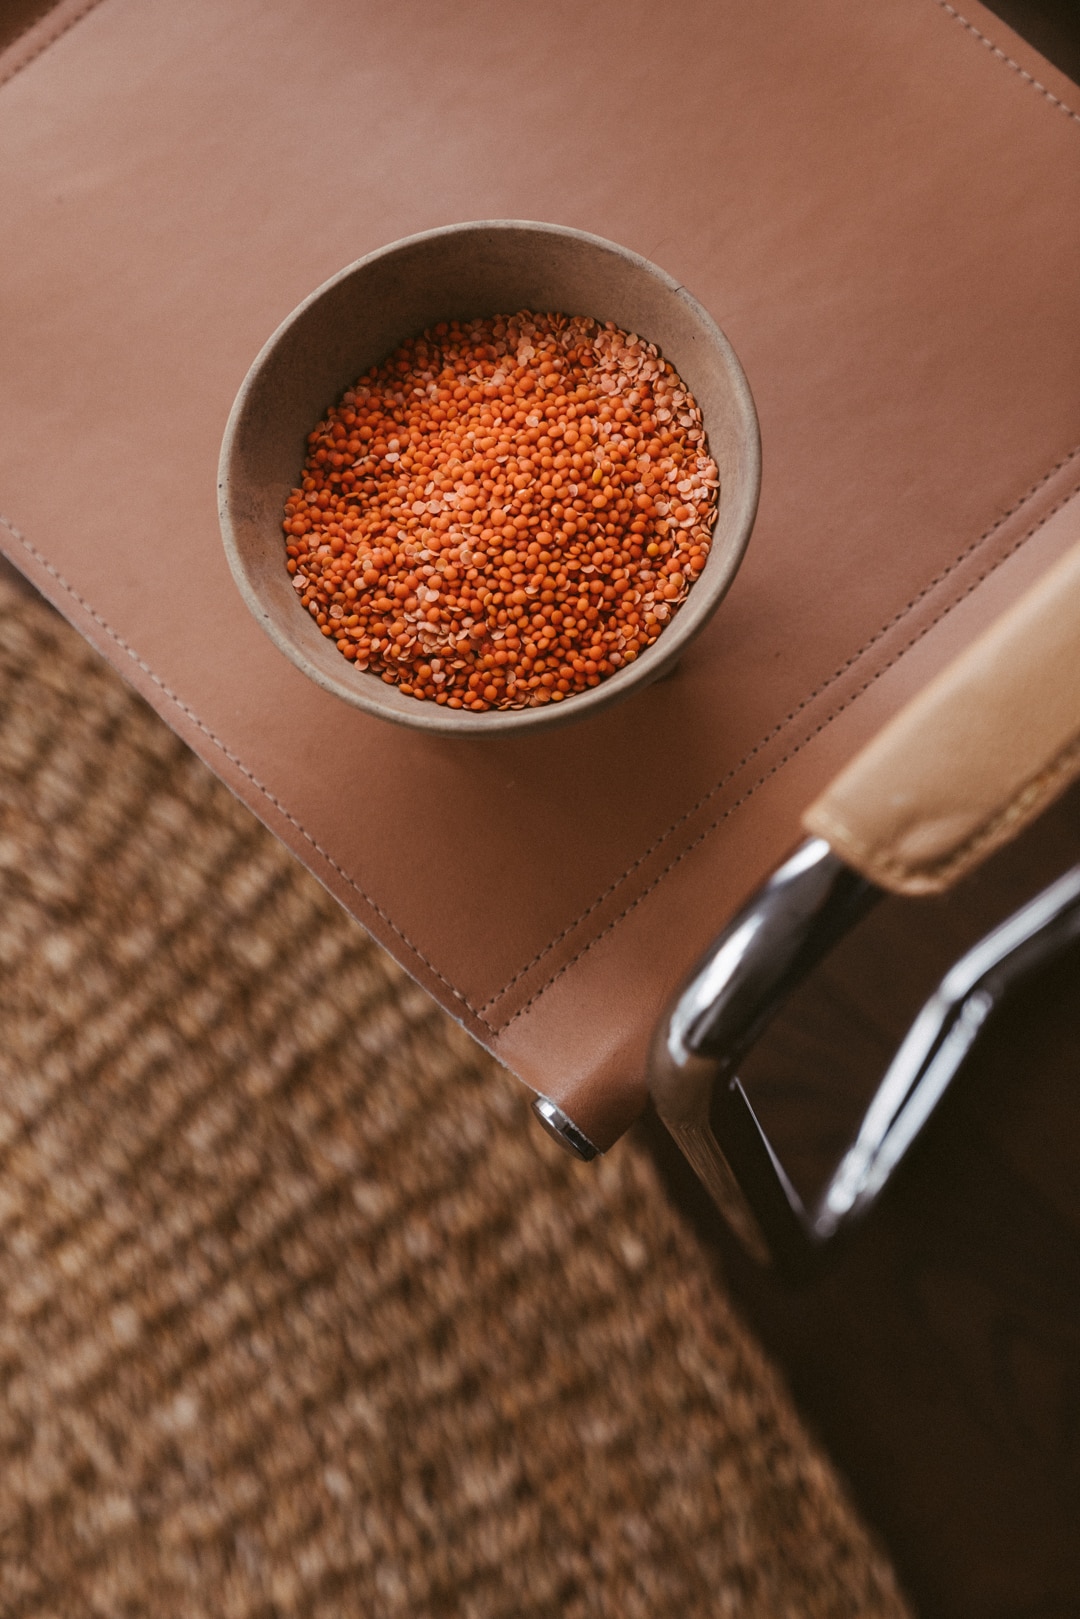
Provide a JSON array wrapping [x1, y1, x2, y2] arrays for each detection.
[[644, 778, 1080, 1618]]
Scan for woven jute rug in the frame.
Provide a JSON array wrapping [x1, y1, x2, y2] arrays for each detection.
[[0, 566, 911, 1617]]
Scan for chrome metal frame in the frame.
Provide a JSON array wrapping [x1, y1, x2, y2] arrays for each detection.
[[649, 839, 1080, 1269]]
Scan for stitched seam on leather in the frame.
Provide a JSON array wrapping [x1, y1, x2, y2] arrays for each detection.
[[497, 474, 1080, 1029], [0, 0, 107, 94], [0, 0, 1072, 1040], [0, 515, 492, 1030], [934, 1, 1080, 125], [864, 728, 1080, 893], [0, 3, 65, 63], [479, 446, 1080, 1014]]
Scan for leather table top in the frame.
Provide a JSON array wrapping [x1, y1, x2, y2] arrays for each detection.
[[1, 0, 1078, 1145]]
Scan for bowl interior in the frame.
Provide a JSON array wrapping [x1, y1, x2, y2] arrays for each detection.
[[220, 222, 760, 734]]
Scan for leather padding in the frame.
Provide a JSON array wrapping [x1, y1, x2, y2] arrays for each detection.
[[805, 522, 1080, 893]]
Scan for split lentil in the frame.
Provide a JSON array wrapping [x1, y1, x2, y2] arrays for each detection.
[[282, 312, 720, 710]]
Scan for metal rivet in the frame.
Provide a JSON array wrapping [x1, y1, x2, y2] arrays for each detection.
[[531, 1096, 600, 1161]]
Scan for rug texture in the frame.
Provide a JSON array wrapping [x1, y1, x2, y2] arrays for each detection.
[[0, 566, 911, 1617]]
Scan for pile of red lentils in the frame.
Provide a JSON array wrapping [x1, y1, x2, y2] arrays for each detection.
[[283, 311, 719, 709]]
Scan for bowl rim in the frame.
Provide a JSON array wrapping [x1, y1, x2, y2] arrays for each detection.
[[218, 218, 761, 735]]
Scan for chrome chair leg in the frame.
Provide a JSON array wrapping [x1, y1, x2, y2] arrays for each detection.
[[649, 840, 1080, 1269]]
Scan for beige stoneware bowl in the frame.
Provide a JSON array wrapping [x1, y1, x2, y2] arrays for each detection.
[[218, 221, 760, 735]]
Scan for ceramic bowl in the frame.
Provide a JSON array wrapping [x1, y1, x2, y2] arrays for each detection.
[[218, 220, 760, 735]]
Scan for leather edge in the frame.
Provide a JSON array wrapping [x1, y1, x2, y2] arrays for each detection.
[[804, 531, 1080, 895], [0, 0, 106, 92]]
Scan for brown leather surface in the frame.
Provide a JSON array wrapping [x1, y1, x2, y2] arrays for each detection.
[[805, 525, 1080, 892], [1, 0, 1078, 1146]]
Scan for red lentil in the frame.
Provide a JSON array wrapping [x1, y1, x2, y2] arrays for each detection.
[[283, 312, 719, 710]]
